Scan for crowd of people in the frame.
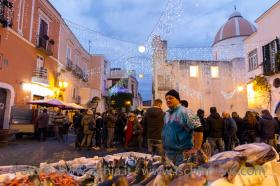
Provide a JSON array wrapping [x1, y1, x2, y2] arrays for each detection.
[[35, 89, 280, 165]]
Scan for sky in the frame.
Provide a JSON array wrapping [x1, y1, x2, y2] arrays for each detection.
[[49, 0, 278, 100]]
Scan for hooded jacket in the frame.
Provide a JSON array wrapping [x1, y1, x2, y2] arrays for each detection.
[[223, 117, 237, 137], [162, 105, 201, 153], [143, 106, 165, 140], [205, 113, 224, 138], [259, 114, 279, 139]]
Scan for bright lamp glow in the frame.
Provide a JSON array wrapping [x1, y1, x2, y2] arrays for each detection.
[[237, 86, 244, 92], [22, 83, 54, 97], [211, 66, 219, 78], [139, 74, 144, 78], [190, 66, 199, 77], [138, 45, 146, 53], [247, 83, 255, 106], [63, 82, 68, 88], [22, 83, 32, 92]]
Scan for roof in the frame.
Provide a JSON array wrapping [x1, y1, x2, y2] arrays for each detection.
[[213, 11, 256, 46]]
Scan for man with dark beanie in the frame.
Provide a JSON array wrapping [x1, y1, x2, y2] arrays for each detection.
[[162, 89, 201, 165], [205, 107, 224, 155]]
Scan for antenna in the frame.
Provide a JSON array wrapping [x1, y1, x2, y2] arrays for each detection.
[[88, 40, 92, 54], [234, 5, 237, 11]]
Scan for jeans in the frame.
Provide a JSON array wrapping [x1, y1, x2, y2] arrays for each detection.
[[37, 128, 47, 141], [81, 133, 93, 147], [208, 137, 224, 155], [75, 128, 83, 148], [148, 139, 164, 156], [165, 151, 183, 166], [107, 128, 115, 148]]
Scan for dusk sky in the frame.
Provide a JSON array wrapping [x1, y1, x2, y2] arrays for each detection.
[[49, 0, 278, 100]]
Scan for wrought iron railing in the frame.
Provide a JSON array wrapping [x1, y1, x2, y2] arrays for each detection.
[[0, 0, 13, 28], [36, 35, 54, 56]]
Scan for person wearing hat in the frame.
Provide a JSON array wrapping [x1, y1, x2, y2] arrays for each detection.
[[124, 112, 143, 148], [81, 109, 95, 149], [162, 89, 202, 165]]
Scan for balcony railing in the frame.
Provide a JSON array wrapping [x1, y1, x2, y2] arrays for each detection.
[[36, 35, 54, 56], [66, 58, 73, 71], [72, 64, 83, 78], [31, 67, 49, 85]]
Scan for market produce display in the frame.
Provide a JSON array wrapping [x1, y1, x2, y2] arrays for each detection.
[[0, 143, 279, 186]]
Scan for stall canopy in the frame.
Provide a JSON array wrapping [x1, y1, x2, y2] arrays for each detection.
[[63, 103, 86, 110], [27, 99, 85, 110], [27, 99, 66, 107]]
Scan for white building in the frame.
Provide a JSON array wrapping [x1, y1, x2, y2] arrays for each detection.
[[244, 1, 280, 116], [153, 10, 256, 115]]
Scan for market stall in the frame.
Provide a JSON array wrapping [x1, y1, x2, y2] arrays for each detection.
[[0, 143, 279, 186]]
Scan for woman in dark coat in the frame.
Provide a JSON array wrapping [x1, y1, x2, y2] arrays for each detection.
[[242, 111, 258, 143]]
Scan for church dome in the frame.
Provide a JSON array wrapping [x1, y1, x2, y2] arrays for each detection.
[[213, 11, 257, 46]]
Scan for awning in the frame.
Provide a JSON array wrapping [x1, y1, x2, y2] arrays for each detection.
[[63, 103, 86, 110], [27, 99, 66, 107]]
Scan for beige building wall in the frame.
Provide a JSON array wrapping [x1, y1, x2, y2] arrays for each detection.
[[57, 21, 91, 104], [244, 1, 280, 115], [153, 36, 248, 116]]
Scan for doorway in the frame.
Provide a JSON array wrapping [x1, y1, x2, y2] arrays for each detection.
[[0, 88, 7, 129]]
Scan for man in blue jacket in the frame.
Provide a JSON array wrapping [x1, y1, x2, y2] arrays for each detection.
[[162, 89, 201, 165]]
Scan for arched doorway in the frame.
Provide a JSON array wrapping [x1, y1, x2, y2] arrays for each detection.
[[0, 88, 7, 128]]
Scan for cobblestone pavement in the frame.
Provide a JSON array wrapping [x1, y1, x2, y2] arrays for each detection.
[[0, 134, 128, 166]]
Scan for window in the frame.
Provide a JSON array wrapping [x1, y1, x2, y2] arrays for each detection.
[[84, 63, 88, 74], [190, 66, 199, 77], [263, 38, 280, 75], [36, 55, 44, 69], [248, 49, 258, 71], [72, 87, 76, 99], [18, 0, 25, 34], [66, 46, 71, 60], [39, 18, 48, 37], [211, 66, 219, 78], [74, 54, 79, 66]]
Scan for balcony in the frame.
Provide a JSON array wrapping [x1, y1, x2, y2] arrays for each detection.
[[36, 35, 54, 56], [72, 64, 83, 78], [32, 67, 49, 86], [0, 0, 13, 28], [66, 58, 73, 71]]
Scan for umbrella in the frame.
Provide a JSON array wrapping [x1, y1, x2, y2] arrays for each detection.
[[27, 99, 66, 107]]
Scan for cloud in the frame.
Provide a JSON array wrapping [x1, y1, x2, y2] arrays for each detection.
[[49, 0, 278, 100]]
